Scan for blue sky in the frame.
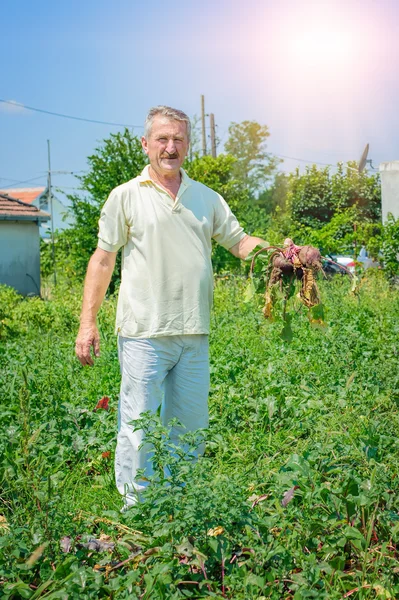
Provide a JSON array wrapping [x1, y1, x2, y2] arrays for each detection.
[[1, 0, 399, 194]]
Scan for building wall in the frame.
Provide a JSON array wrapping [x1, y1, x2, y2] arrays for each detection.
[[33, 195, 74, 238], [0, 221, 41, 296], [379, 161, 399, 223]]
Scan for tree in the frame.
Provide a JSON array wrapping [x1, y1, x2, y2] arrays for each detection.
[[257, 172, 289, 215], [78, 128, 148, 203], [224, 120, 279, 194], [331, 162, 381, 221], [184, 154, 269, 235], [287, 165, 334, 228], [185, 153, 270, 271], [188, 114, 202, 162], [286, 163, 381, 229], [42, 129, 148, 289]]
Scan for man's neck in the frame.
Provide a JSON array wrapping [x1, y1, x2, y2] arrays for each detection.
[[149, 166, 181, 191]]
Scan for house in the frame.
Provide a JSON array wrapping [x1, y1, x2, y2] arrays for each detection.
[[379, 162, 399, 222], [0, 187, 74, 238], [0, 193, 50, 296]]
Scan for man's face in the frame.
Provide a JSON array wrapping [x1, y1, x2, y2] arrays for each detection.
[[142, 116, 189, 176]]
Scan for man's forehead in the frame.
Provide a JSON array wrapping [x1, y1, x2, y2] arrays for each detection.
[[150, 116, 187, 135]]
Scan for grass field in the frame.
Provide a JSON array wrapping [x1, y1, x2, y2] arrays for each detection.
[[1, 273, 399, 599]]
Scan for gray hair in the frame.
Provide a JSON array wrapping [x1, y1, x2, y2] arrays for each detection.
[[144, 106, 191, 142]]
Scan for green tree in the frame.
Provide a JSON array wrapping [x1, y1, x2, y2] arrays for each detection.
[[185, 154, 270, 271], [185, 154, 269, 233], [225, 120, 279, 194], [287, 165, 334, 228], [293, 207, 382, 256], [43, 128, 147, 289], [287, 163, 381, 229], [382, 214, 399, 278], [331, 162, 381, 221], [257, 172, 289, 215]]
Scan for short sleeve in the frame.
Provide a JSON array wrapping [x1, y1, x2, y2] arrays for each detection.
[[212, 194, 246, 250], [97, 188, 129, 252]]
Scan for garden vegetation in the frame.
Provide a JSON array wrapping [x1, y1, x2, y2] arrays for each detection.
[[1, 124, 399, 598]]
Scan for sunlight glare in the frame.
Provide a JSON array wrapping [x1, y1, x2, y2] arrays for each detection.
[[291, 28, 354, 69]]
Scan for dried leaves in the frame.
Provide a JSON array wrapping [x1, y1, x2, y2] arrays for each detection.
[[281, 485, 300, 508], [60, 534, 115, 553], [94, 396, 110, 411]]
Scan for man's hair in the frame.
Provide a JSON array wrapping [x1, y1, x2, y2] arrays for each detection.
[[144, 106, 191, 142]]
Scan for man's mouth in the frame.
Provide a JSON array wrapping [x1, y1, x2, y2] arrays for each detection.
[[161, 153, 179, 160]]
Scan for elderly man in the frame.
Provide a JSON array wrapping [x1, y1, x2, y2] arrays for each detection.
[[75, 106, 267, 509]]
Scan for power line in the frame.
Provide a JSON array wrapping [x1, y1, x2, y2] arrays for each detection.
[[0, 95, 353, 170], [0, 175, 47, 188], [271, 152, 334, 167], [0, 176, 26, 183], [0, 98, 143, 128], [0, 171, 88, 189]]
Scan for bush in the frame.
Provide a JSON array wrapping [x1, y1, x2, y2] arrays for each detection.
[[382, 213, 399, 278]]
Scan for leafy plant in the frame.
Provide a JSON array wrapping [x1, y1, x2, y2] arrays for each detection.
[[2, 266, 399, 598], [382, 213, 399, 278]]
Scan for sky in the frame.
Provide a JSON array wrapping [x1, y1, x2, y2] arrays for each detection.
[[1, 0, 399, 195]]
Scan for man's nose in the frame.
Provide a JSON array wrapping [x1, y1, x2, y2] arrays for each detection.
[[165, 139, 176, 153]]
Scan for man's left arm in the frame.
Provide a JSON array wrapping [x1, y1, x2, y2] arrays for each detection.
[[229, 235, 269, 260]]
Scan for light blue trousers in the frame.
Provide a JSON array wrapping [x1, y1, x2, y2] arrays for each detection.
[[115, 335, 210, 507]]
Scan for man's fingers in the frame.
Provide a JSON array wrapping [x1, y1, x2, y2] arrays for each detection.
[[75, 340, 95, 366], [75, 326, 100, 366]]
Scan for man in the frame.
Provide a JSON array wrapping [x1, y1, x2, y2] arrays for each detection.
[[75, 106, 267, 509]]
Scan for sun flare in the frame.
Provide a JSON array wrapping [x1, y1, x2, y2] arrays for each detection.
[[290, 28, 353, 68]]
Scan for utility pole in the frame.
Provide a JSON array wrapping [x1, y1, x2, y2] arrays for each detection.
[[210, 113, 217, 158], [47, 140, 56, 287], [201, 95, 207, 156]]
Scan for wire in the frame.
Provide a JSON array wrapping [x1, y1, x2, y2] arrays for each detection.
[[0, 176, 26, 183], [55, 186, 83, 191], [0, 171, 88, 189], [0, 98, 143, 129], [271, 152, 334, 167], [0, 97, 356, 169], [0, 175, 47, 189]]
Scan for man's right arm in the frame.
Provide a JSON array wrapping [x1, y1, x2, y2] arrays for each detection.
[[75, 248, 117, 366]]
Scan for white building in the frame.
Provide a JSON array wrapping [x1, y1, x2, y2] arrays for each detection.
[[379, 162, 399, 223], [0, 193, 50, 296], [0, 187, 74, 238]]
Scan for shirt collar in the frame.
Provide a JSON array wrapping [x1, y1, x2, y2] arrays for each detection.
[[137, 164, 191, 188]]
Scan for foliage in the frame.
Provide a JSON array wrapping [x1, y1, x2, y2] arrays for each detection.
[[78, 128, 148, 204], [288, 165, 335, 228], [331, 162, 381, 221], [286, 163, 381, 229], [187, 114, 202, 161], [381, 213, 399, 278], [42, 129, 148, 288], [257, 172, 289, 215], [2, 277, 399, 597], [292, 207, 383, 257], [185, 154, 270, 271], [225, 121, 280, 194]]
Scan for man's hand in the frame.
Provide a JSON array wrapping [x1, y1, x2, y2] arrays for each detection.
[[75, 322, 101, 366], [229, 235, 269, 260], [75, 248, 117, 366]]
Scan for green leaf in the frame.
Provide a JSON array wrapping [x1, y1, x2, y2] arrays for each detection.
[[243, 278, 256, 303], [280, 314, 293, 342], [308, 303, 328, 329], [351, 274, 359, 294]]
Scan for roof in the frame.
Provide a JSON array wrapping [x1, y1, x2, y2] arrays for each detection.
[[0, 193, 50, 221], [0, 187, 46, 205]]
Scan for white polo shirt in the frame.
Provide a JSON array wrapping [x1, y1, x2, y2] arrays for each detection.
[[97, 165, 245, 338]]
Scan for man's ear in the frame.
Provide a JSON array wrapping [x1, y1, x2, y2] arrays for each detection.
[[141, 136, 148, 155]]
